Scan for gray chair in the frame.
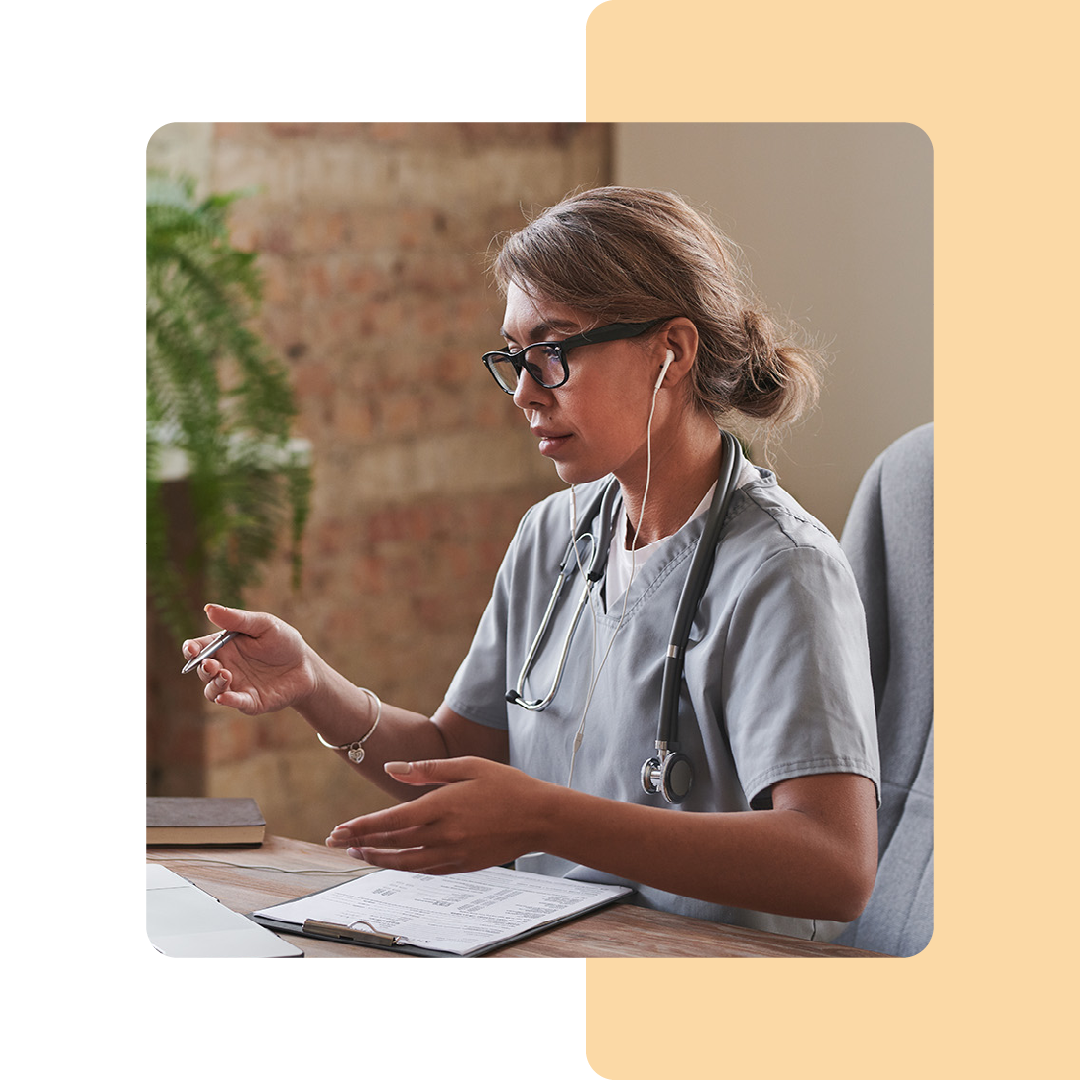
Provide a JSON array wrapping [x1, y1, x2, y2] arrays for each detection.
[[836, 423, 934, 957]]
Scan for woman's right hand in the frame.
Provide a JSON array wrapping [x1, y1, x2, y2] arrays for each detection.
[[182, 603, 317, 715]]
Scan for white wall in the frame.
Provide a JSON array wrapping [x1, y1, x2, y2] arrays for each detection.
[[613, 123, 932, 535]]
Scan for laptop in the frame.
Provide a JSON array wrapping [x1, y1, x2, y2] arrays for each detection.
[[1, 864, 304, 959]]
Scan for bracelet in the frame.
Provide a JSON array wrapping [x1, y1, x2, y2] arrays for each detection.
[[316, 688, 382, 764]]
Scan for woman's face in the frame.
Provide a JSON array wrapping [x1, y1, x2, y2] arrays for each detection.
[[500, 283, 664, 487]]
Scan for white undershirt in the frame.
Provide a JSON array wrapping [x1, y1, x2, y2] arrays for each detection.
[[604, 463, 757, 612]]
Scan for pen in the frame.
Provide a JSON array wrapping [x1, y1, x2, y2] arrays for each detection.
[[181, 629, 241, 675], [302, 919, 402, 947]]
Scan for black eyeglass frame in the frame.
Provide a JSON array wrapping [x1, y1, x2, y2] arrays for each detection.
[[481, 318, 671, 395]]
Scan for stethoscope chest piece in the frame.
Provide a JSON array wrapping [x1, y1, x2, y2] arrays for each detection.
[[641, 750, 693, 804]]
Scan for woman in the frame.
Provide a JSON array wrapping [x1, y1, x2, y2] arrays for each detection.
[[185, 186, 880, 940]]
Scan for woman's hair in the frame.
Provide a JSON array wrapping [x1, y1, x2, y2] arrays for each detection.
[[489, 186, 823, 442]]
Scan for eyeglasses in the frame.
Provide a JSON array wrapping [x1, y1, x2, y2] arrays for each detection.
[[481, 319, 669, 395]]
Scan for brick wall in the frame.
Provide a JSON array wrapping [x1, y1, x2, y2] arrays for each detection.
[[147, 122, 612, 843]]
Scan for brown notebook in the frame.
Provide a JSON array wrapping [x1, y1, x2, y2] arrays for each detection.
[[147, 797, 266, 847]]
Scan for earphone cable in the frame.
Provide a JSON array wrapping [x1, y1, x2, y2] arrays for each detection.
[[566, 375, 661, 787]]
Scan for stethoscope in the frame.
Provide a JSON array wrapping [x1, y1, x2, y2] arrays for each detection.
[[506, 430, 743, 804]]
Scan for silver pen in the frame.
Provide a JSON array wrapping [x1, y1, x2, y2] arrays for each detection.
[[181, 629, 241, 675]]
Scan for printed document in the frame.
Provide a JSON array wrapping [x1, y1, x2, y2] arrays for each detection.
[[253, 866, 631, 955]]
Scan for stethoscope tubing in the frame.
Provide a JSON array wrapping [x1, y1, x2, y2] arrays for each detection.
[[655, 430, 742, 748], [508, 431, 743, 758], [507, 477, 620, 709]]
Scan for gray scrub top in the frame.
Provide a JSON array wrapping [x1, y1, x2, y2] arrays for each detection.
[[444, 463, 879, 940]]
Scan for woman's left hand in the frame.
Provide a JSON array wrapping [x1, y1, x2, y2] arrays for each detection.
[[326, 756, 549, 874]]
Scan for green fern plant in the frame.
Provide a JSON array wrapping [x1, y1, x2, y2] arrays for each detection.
[[147, 173, 311, 645]]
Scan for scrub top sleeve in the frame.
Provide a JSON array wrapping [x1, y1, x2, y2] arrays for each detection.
[[443, 509, 535, 730], [722, 545, 880, 809]]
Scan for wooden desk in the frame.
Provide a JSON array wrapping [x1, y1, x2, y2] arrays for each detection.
[[147, 835, 886, 958]]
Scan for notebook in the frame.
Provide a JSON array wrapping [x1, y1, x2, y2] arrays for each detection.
[[146, 797, 266, 847], [0, 864, 302, 959]]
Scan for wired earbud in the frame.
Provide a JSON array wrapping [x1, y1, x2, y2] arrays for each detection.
[[654, 350, 675, 391], [519, 346, 739, 810], [565, 347, 674, 790]]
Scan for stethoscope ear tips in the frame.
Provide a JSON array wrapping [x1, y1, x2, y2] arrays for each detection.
[[641, 752, 693, 804]]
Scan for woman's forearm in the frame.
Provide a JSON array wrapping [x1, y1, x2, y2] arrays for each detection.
[[294, 654, 453, 798], [532, 773, 877, 923], [296, 654, 509, 800], [327, 759, 875, 921]]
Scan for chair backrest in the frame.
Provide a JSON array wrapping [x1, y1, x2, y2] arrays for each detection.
[[835, 423, 934, 957]]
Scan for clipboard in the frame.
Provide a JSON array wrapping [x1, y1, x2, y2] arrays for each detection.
[[251, 865, 633, 957]]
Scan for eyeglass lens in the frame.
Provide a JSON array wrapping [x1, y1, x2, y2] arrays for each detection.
[[489, 344, 565, 392]]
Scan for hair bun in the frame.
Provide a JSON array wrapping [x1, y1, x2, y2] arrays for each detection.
[[491, 186, 823, 441]]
